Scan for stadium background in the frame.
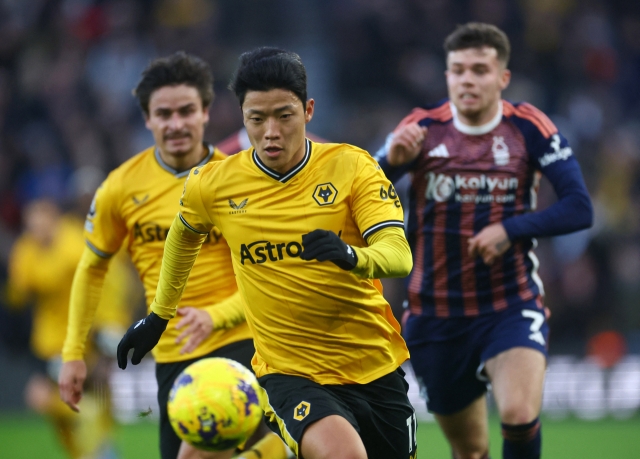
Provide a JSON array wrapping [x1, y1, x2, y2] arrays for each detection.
[[0, 0, 639, 457]]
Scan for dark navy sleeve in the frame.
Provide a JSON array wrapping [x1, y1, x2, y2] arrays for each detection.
[[502, 131, 593, 240], [373, 134, 419, 183]]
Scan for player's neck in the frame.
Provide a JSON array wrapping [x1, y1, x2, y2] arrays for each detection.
[[451, 100, 503, 135], [158, 143, 208, 173]]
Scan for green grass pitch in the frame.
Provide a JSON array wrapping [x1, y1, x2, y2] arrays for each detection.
[[0, 413, 639, 458]]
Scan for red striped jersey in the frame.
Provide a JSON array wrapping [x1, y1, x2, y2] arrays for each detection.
[[386, 99, 575, 318]]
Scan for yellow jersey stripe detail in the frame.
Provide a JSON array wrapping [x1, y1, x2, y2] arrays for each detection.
[[85, 239, 113, 258], [362, 219, 404, 240], [178, 213, 209, 235], [259, 386, 298, 457]]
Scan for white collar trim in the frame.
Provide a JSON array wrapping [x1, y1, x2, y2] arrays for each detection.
[[450, 101, 503, 136]]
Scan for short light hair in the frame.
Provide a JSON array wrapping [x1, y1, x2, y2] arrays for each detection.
[[444, 22, 511, 66]]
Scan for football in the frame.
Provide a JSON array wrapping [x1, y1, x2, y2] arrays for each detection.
[[167, 358, 264, 451]]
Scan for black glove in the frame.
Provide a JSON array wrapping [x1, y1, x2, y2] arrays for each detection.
[[300, 229, 358, 270], [117, 312, 168, 369]]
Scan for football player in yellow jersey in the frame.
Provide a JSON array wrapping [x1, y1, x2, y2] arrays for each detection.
[[7, 199, 132, 459], [116, 48, 418, 459], [58, 53, 290, 459]]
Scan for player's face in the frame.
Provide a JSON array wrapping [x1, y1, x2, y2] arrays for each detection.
[[446, 47, 511, 125], [24, 199, 60, 246], [145, 84, 209, 158], [242, 89, 314, 174]]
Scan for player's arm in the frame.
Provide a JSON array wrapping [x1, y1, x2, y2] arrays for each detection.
[[374, 110, 428, 182], [470, 130, 593, 265], [115, 215, 206, 368], [503, 132, 593, 238], [174, 291, 246, 355], [205, 291, 246, 329], [59, 247, 111, 412], [62, 249, 112, 363], [350, 226, 411, 278], [116, 167, 214, 369], [59, 179, 127, 411], [300, 227, 411, 278]]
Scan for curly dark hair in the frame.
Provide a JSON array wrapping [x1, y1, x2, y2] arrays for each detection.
[[133, 51, 214, 116]]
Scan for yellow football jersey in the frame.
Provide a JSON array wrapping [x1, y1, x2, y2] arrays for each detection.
[[179, 139, 410, 385], [8, 216, 132, 360], [85, 144, 250, 363]]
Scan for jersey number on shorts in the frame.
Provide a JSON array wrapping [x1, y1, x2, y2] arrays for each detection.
[[406, 412, 417, 455], [522, 310, 546, 346]]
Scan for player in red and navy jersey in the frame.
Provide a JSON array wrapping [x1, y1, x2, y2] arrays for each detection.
[[376, 23, 593, 459]]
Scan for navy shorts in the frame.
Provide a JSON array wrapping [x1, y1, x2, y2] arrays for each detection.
[[405, 300, 549, 415]]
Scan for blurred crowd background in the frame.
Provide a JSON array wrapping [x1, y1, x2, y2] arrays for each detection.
[[0, 0, 639, 412]]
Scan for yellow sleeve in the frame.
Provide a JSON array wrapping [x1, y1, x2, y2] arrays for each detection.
[[6, 238, 33, 309], [85, 176, 128, 256], [152, 165, 218, 319], [178, 164, 216, 234], [205, 291, 246, 330], [61, 246, 111, 362], [94, 252, 136, 329], [150, 215, 207, 319], [351, 152, 405, 243], [351, 227, 412, 279]]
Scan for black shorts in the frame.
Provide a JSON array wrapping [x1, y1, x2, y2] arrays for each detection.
[[155, 339, 255, 459], [259, 367, 417, 459]]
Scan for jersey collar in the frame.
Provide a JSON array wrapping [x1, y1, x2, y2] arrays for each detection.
[[450, 101, 503, 136], [154, 143, 214, 178], [252, 138, 311, 183]]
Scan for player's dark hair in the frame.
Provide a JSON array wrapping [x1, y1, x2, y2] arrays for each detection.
[[133, 51, 214, 116], [444, 22, 511, 66], [229, 47, 307, 107]]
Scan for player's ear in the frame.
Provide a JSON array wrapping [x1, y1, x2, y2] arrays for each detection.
[[202, 105, 210, 125], [304, 99, 315, 124], [499, 68, 511, 91]]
